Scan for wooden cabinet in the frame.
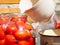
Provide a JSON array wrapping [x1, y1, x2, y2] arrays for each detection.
[[0, 8, 20, 13], [0, 0, 21, 13], [0, 0, 20, 4]]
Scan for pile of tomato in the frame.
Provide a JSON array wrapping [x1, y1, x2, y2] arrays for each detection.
[[0, 15, 35, 45], [55, 22, 60, 29]]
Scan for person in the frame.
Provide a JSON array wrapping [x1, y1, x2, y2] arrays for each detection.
[[19, 0, 60, 29]]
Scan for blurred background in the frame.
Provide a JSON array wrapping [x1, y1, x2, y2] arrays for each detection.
[[55, 0, 60, 16]]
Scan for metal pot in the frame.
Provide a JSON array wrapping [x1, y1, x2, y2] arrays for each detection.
[[39, 29, 60, 45]]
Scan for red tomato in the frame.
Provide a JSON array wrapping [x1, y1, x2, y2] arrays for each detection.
[[19, 16, 27, 23], [55, 23, 60, 28], [28, 38, 35, 45], [0, 16, 9, 24], [11, 15, 18, 22], [0, 17, 2, 24], [0, 31, 5, 40], [16, 21, 25, 26], [14, 30, 32, 40], [0, 25, 5, 39], [0, 25, 4, 31], [6, 23, 18, 34], [16, 21, 26, 31], [0, 39, 5, 45], [2, 24, 8, 33], [0, 25, 7, 33], [6, 43, 17, 45], [13, 44, 17, 45], [3, 16, 9, 19], [18, 40, 30, 45], [25, 23, 33, 31], [5, 35, 16, 45], [14, 44, 17, 45]]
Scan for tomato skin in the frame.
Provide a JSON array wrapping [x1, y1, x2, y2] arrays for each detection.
[[14, 30, 32, 40], [25, 23, 33, 31], [19, 16, 27, 23], [0, 25, 5, 39], [0, 31, 5, 40], [2, 24, 8, 33], [5, 34, 16, 45], [0, 39, 5, 45], [0, 25, 4, 31], [18, 38, 35, 45], [55, 23, 60, 28], [18, 40, 30, 45], [6, 43, 17, 45], [0, 24, 7, 33], [11, 15, 27, 23], [0, 16, 9, 24], [6, 23, 18, 34], [13, 44, 17, 45], [11, 15, 18, 22], [0, 25, 5, 40], [16, 21, 25, 27], [16, 21, 26, 31], [28, 38, 35, 45]]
